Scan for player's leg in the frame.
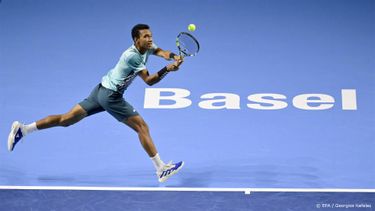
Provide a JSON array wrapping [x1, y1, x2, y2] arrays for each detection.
[[97, 87, 162, 165], [123, 115, 184, 182], [8, 104, 87, 152], [8, 84, 105, 152], [97, 85, 184, 182], [123, 115, 158, 157], [96, 85, 159, 157], [36, 104, 87, 129]]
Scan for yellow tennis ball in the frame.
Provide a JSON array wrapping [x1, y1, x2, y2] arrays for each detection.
[[188, 24, 196, 32]]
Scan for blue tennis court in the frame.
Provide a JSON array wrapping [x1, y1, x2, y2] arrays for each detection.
[[1, 0, 374, 210], [0, 187, 374, 210]]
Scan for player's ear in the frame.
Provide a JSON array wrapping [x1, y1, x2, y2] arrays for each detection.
[[133, 34, 139, 43]]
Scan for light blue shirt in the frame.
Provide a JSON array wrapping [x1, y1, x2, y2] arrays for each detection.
[[101, 43, 158, 93]]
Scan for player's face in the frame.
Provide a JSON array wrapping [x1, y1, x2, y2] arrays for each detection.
[[136, 29, 153, 50]]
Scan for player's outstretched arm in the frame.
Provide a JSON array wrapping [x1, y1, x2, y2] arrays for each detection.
[[154, 48, 181, 61], [138, 59, 183, 86]]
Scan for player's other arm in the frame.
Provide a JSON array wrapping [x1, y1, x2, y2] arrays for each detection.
[[138, 59, 184, 86], [154, 48, 181, 61]]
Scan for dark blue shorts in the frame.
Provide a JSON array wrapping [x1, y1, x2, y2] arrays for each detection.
[[78, 84, 139, 122]]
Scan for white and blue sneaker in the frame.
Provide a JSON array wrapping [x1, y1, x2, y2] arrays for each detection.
[[157, 161, 184, 183], [8, 121, 25, 152]]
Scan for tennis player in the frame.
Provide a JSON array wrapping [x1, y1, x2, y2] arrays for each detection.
[[8, 24, 184, 183]]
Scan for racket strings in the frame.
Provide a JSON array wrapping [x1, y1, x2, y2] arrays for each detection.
[[177, 33, 199, 56]]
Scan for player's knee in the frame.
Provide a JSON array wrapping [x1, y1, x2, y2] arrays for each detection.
[[136, 119, 149, 133], [59, 114, 76, 127], [60, 119, 72, 127]]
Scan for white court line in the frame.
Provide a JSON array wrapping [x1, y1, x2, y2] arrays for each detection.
[[0, 186, 374, 195]]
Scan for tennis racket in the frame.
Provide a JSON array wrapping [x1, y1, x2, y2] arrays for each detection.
[[176, 32, 200, 58]]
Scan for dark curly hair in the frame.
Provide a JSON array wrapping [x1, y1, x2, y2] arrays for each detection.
[[131, 24, 150, 42]]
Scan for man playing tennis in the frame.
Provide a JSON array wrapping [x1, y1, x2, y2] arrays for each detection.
[[7, 24, 184, 183]]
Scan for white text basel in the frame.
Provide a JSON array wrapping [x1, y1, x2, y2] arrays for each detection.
[[143, 88, 357, 110]]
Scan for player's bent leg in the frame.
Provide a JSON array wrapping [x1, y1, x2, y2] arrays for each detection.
[[123, 115, 184, 182], [8, 104, 88, 152], [36, 104, 87, 129], [123, 115, 157, 157]]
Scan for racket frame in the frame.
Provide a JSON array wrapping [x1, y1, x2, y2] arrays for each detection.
[[176, 32, 200, 57]]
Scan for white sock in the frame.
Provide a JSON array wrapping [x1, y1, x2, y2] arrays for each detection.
[[150, 153, 165, 171], [23, 122, 38, 135]]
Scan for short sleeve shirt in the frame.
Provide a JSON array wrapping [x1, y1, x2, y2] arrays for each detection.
[[101, 43, 158, 93]]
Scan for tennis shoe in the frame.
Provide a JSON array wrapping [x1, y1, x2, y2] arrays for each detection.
[[157, 161, 184, 183], [8, 121, 25, 152]]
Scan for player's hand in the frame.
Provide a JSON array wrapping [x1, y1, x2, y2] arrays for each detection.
[[166, 57, 184, 71], [172, 55, 183, 61]]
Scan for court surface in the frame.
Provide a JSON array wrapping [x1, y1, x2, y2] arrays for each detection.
[[0, 0, 374, 210]]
